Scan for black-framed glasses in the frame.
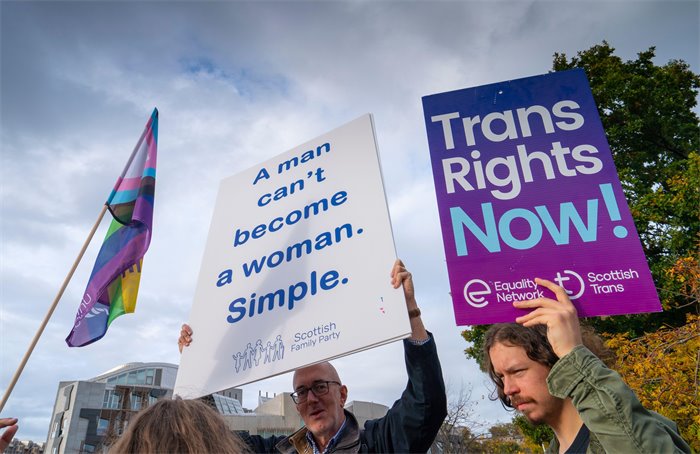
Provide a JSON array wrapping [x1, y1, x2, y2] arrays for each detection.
[[291, 380, 341, 404]]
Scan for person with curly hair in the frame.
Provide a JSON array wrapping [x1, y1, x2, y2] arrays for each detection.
[[483, 278, 691, 454]]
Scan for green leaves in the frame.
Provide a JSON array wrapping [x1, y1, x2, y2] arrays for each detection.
[[463, 41, 699, 449], [551, 41, 699, 330]]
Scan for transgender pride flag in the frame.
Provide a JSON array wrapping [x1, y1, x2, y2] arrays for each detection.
[[66, 108, 158, 347]]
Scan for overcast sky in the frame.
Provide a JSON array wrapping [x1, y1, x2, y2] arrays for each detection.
[[1, 0, 698, 443]]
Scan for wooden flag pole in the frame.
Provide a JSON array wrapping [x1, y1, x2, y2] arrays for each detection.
[[0, 204, 108, 413]]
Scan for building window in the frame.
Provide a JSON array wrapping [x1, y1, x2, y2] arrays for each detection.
[[63, 385, 73, 411], [82, 443, 95, 453], [97, 418, 109, 436], [103, 389, 121, 409], [137, 369, 146, 384], [53, 414, 63, 438], [131, 393, 142, 411], [106, 368, 157, 386], [114, 416, 122, 435]]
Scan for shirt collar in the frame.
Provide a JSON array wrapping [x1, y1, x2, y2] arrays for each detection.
[[306, 417, 347, 454]]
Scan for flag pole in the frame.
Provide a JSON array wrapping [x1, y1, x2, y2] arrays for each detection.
[[0, 204, 108, 413]]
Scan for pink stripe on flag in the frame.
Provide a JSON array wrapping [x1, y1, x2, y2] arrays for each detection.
[[114, 176, 145, 191], [146, 139, 157, 167]]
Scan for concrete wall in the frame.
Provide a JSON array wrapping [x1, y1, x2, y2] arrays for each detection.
[[45, 381, 106, 454], [345, 401, 389, 426], [222, 394, 389, 438], [224, 392, 303, 437]]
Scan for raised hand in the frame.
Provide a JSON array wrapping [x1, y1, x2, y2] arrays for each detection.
[[0, 418, 18, 452], [178, 323, 193, 354], [513, 278, 582, 358], [391, 259, 415, 305]]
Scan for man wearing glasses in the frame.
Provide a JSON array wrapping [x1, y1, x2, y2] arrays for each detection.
[[179, 259, 447, 453]]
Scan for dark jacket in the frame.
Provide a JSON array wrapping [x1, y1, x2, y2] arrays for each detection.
[[243, 334, 447, 453], [545, 345, 691, 454]]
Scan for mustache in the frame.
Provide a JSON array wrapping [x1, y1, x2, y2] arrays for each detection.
[[509, 396, 531, 407]]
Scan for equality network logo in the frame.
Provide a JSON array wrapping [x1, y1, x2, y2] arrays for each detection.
[[463, 270, 585, 308], [232, 335, 285, 373]]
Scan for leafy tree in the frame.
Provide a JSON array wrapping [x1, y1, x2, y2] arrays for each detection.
[[488, 422, 520, 439], [606, 314, 700, 451], [513, 415, 553, 451], [479, 422, 527, 453], [478, 438, 522, 454], [435, 384, 485, 453], [463, 41, 700, 368], [551, 42, 700, 335], [462, 41, 699, 449], [461, 324, 489, 370]]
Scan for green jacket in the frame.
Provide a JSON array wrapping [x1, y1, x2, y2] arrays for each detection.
[[545, 345, 691, 454]]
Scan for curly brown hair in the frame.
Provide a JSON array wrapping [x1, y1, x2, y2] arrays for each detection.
[[108, 397, 250, 454], [483, 323, 614, 409]]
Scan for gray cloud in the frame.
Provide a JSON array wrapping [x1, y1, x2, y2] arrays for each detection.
[[1, 0, 697, 442]]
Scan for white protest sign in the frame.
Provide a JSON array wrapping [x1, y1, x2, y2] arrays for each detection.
[[174, 114, 410, 399]]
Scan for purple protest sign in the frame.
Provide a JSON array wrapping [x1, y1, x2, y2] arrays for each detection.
[[422, 69, 661, 326]]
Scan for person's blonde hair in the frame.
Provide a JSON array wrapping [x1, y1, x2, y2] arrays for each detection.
[[109, 397, 250, 453]]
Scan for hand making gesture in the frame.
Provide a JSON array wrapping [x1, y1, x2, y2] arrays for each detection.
[[513, 277, 583, 358], [0, 418, 18, 452], [178, 323, 193, 354]]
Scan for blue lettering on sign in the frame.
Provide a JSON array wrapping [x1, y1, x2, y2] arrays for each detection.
[[291, 322, 342, 352], [241, 223, 360, 277], [227, 269, 349, 324], [234, 190, 348, 247], [450, 183, 623, 255]]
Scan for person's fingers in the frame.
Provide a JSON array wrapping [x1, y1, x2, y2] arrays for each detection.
[[180, 324, 192, 340], [391, 259, 400, 271], [519, 315, 548, 328], [1, 423, 18, 443], [513, 277, 576, 310], [514, 308, 539, 324], [391, 259, 405, 279], [0, 418, 18, 429], [533, 278, 573, 305], [392, 270, 411, 289], [516, 307, 569, 326], [514, 306, 554, 324], [513, 297, 558, 310], [391, 259, 404, 284]]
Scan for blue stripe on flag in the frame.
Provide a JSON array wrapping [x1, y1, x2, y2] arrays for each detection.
[[108, 188, 139, 205]]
